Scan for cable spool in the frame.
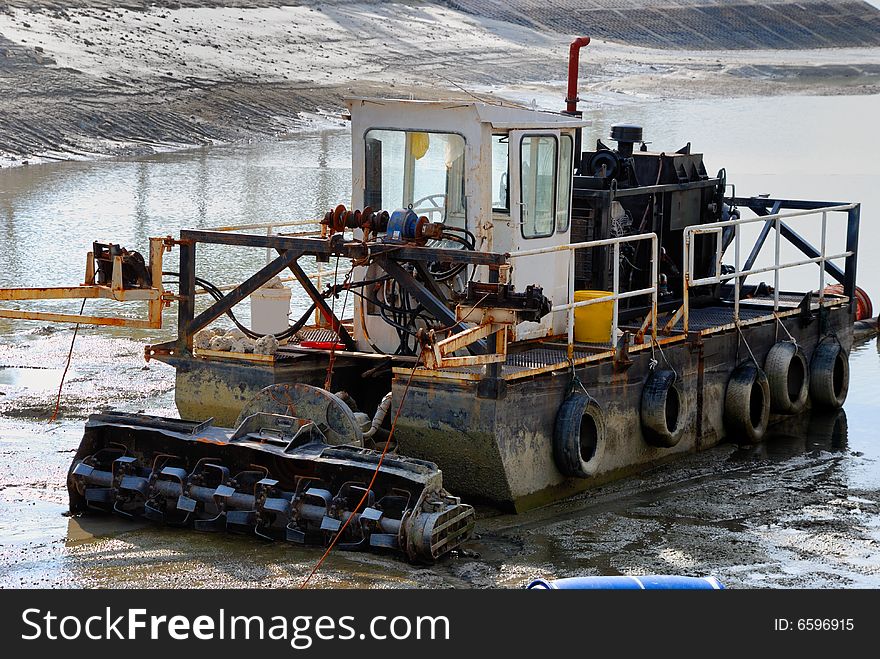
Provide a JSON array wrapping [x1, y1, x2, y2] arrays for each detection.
[[724, 363, 771, 444], [587, 149, 620, 179]]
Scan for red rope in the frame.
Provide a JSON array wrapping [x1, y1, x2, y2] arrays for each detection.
[[49, 299, 86, 423], [300, 348, 423, 589]]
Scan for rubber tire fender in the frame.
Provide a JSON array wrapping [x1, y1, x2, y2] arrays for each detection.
[[764, 341, 809, 414], [809, 339, 849, 409], [724, 363, 771, 445], [640, 369, 684, 448], [553, 392, 606, 479]]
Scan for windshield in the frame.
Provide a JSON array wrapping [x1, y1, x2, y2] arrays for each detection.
[[364, 129, 467, 228]]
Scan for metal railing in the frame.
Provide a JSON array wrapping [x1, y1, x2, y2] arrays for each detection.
[[202, 218, 334, 325], [682, 203, 857, 333], [509, 232, 658, 357]]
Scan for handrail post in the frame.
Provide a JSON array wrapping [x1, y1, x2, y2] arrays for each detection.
[[844, 205, 860, 314], [819, 211, 827, 306], [567, 247, 575, 360], [612, 241, 620, 349], [266, 224, 274, 266], [683, 229, 690, 334], [773, 216, 780, 314], [651, 234, 658, 341], [734, 223, 741, 324]]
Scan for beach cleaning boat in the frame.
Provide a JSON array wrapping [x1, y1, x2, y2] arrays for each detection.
[[0, 39, 866, 562]]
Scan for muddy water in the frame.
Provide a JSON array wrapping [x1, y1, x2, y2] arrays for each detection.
[[0, 94, 878, 588]]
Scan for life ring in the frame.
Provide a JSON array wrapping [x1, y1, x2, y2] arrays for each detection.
[[553, 392, 606, 478], [809, 339, 849, 409], [640, 369, 684, 448], [724, 363, 770, 444], [764, 341, 809, 414]]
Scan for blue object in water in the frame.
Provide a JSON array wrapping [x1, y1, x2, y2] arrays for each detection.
[[527, 576, 724, 590]]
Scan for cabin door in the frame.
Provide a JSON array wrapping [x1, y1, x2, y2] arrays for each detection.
[[508, 129, 572, 338]]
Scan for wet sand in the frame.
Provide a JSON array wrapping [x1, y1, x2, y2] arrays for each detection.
[[2, 1, 880, 165], [1, 334, 877, 589], [2, 1, 880, 590]]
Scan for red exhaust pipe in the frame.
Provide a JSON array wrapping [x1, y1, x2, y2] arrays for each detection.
[[565, 36, 591, 114]]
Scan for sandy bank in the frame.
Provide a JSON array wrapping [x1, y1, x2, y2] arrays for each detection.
[[1, 1, 879, 164]]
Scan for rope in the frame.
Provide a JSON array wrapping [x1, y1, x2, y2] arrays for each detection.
[[566, 360, 591, 399], [736, 322, 760, 368], [650, 336, 678, 382], [774, 312, 798, 347], [301, 347, 425, 589], [49, 299, 86, 423]]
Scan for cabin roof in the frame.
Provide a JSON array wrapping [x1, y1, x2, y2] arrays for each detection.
[[345, 97, 590, 130]]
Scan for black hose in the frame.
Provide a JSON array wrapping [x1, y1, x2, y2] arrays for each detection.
[[163, 271, 323, 341]]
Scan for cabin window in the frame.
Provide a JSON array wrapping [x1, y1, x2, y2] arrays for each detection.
[[492, 134, 509, 212], [363, 129, 466, 228], [520, 135, 557, 239], [557, 134, 573, 232]]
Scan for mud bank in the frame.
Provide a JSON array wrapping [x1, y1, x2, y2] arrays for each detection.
[[1, 334, 878, 589], [2, 1, 880, 164]]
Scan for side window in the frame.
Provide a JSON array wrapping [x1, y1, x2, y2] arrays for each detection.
[[557, 134, 573, 232], [492, 134, 509, 212], [521, 135, 557, 239]]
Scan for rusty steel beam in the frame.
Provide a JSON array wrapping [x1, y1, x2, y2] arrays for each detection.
[[0, 309, 155, 328], [184, 249, 303, 340], [282, 256, 356, 351], [376, 255, 487, 355], [179, 229, 507, 266], [0, 286, 159, 302], [0, 236, 170, 329]]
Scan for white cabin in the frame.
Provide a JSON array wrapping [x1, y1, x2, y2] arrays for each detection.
[[346, 97, 590, 353]]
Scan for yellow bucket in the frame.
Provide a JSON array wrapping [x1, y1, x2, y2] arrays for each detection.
[[573, 290, 614, 343]]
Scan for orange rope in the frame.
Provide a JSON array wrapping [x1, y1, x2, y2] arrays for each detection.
[[300, 347, 423, 589], [49, 299, 86, 423]]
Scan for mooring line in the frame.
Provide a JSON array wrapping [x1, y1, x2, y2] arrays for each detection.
[[49, 298, 87, 423], [736, 322, 760, 368], [774, 312, 798, 347], [301, 347, 424, 589]]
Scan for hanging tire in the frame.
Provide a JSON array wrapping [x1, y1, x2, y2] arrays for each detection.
[[724, 363, 770, 444], [809, 339, 849, 409], [553, 392, 606, 478], [640, 369, 684, 448], [764, 341, 809, 414]]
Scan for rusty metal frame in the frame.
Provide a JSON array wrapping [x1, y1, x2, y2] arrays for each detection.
[[0, 237, 171, 328], [423, 322, 510, 370], [145, 229, 508, 359]]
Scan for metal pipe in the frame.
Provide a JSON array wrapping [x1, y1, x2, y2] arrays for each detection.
[[688, 251, 852, 288], [551, 285, 654, 313], [508, 232, 656, 258], [529, 576, 723, 590], [363, 392, 393, 439], [565, 37, 591, 114]]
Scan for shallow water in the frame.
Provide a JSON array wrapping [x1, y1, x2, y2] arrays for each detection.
[[0, 93, 878, 588]]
